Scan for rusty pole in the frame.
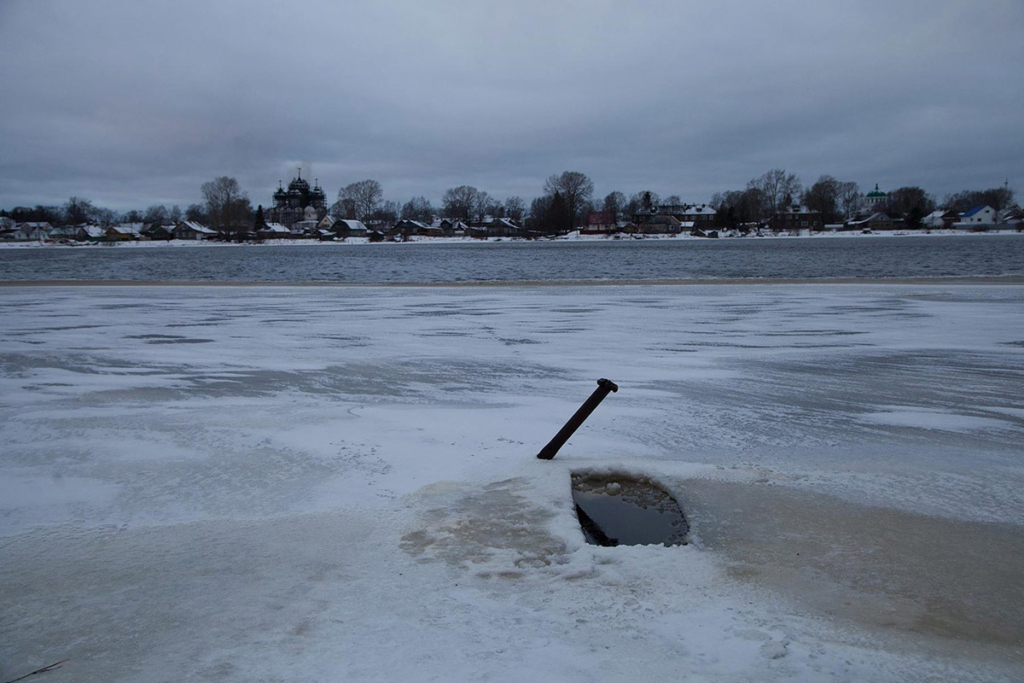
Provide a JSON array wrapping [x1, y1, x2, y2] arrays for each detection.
[[536, 378, 618, 460]]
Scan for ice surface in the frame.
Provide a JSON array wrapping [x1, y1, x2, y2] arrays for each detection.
[[2, 283, 1023, 681]]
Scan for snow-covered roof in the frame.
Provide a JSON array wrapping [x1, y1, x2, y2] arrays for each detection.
[[336, 219, 369, 232], [846, 212, 889, 226], [660, 204, 717, 216], [109, 224, 143, 235], [261, 222, 290, 233], [177, 221, 216, 234]]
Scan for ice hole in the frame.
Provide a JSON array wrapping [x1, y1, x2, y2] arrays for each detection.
[[571, 472, 689, 547]]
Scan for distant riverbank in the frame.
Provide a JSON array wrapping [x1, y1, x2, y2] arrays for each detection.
[[1, 227, 1021, 250]]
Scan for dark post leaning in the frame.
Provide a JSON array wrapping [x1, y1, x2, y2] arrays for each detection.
[[536, 378, 618, 460]]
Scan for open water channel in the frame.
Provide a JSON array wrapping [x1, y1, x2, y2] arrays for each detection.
[[2, 234, 1023, 283]]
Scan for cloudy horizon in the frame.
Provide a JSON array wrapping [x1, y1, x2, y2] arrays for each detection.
[[1, 0, 1021, 212]]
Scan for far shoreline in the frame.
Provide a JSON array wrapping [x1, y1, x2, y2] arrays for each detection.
[[1, 228, 1022, 250]]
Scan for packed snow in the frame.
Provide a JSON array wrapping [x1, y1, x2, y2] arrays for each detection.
[[2, 283, 1023, 682]]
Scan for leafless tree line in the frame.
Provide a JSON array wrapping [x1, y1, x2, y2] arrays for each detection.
[[4, 170, 1015, 234]]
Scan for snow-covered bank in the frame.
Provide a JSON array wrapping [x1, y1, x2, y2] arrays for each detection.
[[2, 284, 1023, 681], [1, 228, 1022, 249]]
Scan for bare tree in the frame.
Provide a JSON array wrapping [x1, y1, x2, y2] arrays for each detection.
[[838, 181, 861, 220], [401, 196, 434, 222], [472, 190, 496, 221], [332, 197, 357, 219], [201, 176, 251, 234], [503, 196, 525, 221], [543, 171, 594, 231], [748, 169, 802, 221], [185, 203, 207, 223], [602, 191, 626, 222], [62, 196, 96, 225], [371, 200, 400, 225], [337, 180, 383, 221], [11, 205, 62, 224], [625, 190, 660, 219], [528, 192, 569, 235], [442, 185, 484, 221], [143, 204, 169, 225], [883, 187, 935, 220], [802, 175, 842, 224], [943, 187, 1015, 213], [715, 188, 765, 227]]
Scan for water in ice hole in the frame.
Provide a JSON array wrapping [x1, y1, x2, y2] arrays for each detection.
[[571, 472, 689, 547]]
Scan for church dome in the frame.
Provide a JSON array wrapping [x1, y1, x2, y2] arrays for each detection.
[[288, 176, 311, 194]]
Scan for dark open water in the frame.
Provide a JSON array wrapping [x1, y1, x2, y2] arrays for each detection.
[[1, 236, 1023, 283]]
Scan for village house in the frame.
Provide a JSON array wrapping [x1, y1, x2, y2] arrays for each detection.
[[0, 216, 18, 238], [583, 211, 616, 235], [13, 222, 52, 240], [418, 222, 446, 238], [141, 224, 174, 241], [844, 212, 901, 231], [432, 219, 468, 236], [256, 222, 290, 240], [658, 204, 717, 227], [1000, 205, 1023, 227], [771, 205, 822, 231], [49, 224, 105, 241], [106, 224, 145, 241], [48, 225, 89, 241], [468, 217, 524, 238], [333, 219, 369, 238], [923, 209, 958, 229], [172, 220, 216, 240], [641, 215, 681, 234], [955, 205, 999, 228], [394, 220, 431, 236]]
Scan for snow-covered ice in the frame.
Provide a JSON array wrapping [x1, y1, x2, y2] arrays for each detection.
[[2, 283, 1023, 681]]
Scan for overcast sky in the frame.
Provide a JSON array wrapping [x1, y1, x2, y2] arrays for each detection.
[[1, 0, 1021, 212]]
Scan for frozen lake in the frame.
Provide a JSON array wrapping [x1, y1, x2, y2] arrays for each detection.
[[2, 233, 1024, 282], [2, 283, 1023, 681]]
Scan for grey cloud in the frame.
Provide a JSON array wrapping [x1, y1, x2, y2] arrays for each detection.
[[1, 0, 1021, 211]]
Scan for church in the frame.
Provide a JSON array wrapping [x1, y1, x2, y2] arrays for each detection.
[[267, 171, 328, 230]]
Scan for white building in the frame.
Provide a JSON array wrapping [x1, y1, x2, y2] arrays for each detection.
[[15, 222, 52, 240], [956, 205, 999, 228]]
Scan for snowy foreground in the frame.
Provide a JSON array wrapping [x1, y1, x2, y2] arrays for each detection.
[[2, 283, 1023, 682]]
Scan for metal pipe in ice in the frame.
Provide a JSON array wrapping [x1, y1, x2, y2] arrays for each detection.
[[536, 378, 618, 460]]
